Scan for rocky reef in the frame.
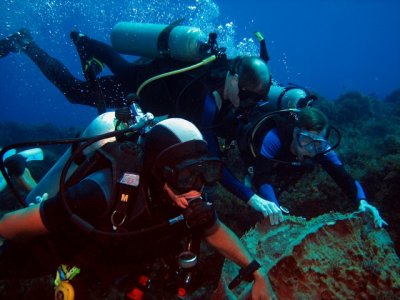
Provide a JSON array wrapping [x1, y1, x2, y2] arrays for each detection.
[[214, 212, 400, 299]]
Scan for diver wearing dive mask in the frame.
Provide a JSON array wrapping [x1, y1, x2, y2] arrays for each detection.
[[293, 128, 332, 159], [163, 157, 222, 193], [248, 107, 387, 228]]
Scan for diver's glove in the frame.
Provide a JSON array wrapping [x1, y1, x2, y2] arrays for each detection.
[[4, 154, 27, 177], [358, 199, 388, 228], [248, 194, 283, 225]]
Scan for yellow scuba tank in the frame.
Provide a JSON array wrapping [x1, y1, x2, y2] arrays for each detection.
[[111, 22, 208, 62]]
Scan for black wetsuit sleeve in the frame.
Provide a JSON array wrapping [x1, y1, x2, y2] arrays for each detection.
[[259, 40, 270, 63], [319, 158, 358, 202], [39, 178, 108, 232]]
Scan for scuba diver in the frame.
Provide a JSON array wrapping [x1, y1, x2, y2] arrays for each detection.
[[235, 106, 387, 228], [0, 25, 285, 226], [0, 115, 276, 299]]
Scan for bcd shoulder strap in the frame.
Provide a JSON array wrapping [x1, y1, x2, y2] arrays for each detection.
[[95, 141, 146, 231]]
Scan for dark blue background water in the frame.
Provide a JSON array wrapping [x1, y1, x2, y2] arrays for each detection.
[[1, 0, 399, 128]]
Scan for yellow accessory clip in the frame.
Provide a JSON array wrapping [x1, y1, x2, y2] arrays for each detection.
[[253, 31, 264, 42], [54, 264, 81, 300], [55, 281, 75, 300]]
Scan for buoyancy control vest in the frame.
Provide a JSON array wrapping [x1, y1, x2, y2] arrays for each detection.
[[65, 136, 202, 253], [236, 108, 299, 166], [137, 56, 229, 125], [65, 140, 151, 234]]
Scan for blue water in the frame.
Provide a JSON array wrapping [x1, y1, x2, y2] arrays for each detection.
[[0, 0, 399, 127]]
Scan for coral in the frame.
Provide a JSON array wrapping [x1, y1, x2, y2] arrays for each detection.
[[215, 213, 400, 299], [384, 89, 400, 104], [333, 91, 374, 125], [384, 89, 400, 117], [380, 135, 400, 155]]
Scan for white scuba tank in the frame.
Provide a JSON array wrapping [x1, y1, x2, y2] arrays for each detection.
[[25, 112, 116, 205], [111, 22, 207, 62], [18, 148, 44, 162], [264, 81, 310, 111]]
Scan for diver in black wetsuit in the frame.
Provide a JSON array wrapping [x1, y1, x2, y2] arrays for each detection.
[[0, 29, 265, 117], [0, 118, 275, 299], [1, 29, 134, 113]]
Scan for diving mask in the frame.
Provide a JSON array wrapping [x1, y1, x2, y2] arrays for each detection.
[[163, 157, 222, 192], [296, 129, 331, 155], [238, 85, 265, 110]]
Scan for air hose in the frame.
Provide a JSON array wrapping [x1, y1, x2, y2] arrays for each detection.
[[136, 55, 217, 97]]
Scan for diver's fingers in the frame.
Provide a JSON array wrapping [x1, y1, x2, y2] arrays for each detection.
[[264, 207, 274, 224], [277, 211, 284, 223], [177, 197, 189, 209], [376, 218, 388, 228], [375, 219, 381, 228], [271, 210, 278, 225], [262, 206, 275, 225]]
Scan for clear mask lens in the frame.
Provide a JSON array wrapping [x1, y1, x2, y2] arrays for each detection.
[[297, 131, 330, 154]]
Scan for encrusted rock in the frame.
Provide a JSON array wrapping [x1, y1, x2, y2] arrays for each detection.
[[214, 212, 400, 299]]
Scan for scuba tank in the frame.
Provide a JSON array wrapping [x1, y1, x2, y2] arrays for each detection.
[[23, 112, 117, 206], [111, 22, 208, 62], [263, 81, 316, 111], [18, 148, 44, 162]]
